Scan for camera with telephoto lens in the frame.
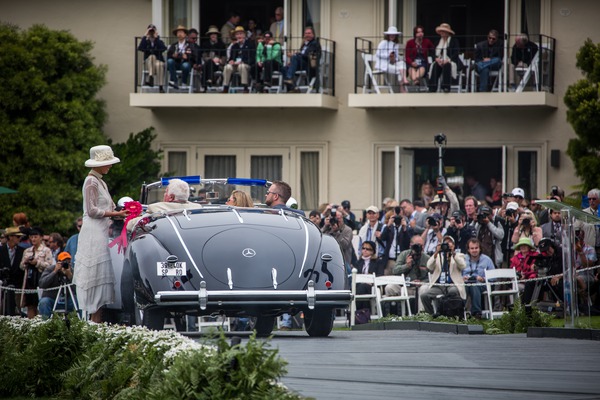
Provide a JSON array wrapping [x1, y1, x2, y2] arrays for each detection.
[[522, 218, 531, 226], [329, 206, 337, 224], [61, 260, 70, 269], [440, 242, 450, 253], [394, 215, 403, 226], [477, 213, 487, 224], [427, 216, 437, 226], [506, 208, 516, 217], [410, 243, 422, 257], [551, 186, 559, 197]]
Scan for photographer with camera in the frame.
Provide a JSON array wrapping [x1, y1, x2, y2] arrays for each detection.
[[19, 227, 53, 319], [461, 238, 495, 318], [445, 210, 476, 254], [421, 213, 446, 256], [358, 206, 385, 257], [38, 252, 77, 319], [138, 24, 167, 93], [379, 206, 412, 274], [386, 235, 430, 312], [499, 201, 520, 266], [472, 205, 505, 267], [532, 237, 563, 304], [322, 204, 354, 273], [420, 235, 466, 316], [511, 209, 542, 246], [541, 209, 563, 248]]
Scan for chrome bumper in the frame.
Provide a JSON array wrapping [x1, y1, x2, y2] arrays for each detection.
[[154, 280, 352, 310]]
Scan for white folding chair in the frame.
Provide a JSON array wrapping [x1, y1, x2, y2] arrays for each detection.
[[515, 48, 540, 93], [362, 53, 393, 94], [483, 268, 519, 320], [196, 315, 231, 332], [375, 274, 413, 317], [350, 269, 383, 326]]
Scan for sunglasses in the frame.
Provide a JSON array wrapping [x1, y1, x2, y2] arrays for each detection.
[[361, 247, 374, 251]]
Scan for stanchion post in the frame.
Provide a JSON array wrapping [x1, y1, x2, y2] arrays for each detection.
[[561, 209, 577, 328]]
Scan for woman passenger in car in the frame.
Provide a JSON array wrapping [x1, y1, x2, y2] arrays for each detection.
[[226, 190, 254, 207]]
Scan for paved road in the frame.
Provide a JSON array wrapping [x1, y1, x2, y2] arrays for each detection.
[[260, 330, 600, 400]]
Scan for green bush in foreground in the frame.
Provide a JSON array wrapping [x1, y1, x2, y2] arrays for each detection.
[[380, 299, 553, 334], [0, 315, 305, 399]]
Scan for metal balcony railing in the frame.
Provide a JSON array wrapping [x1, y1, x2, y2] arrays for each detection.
[[355, 34, 555, 94], [134, 36, 335, 96]]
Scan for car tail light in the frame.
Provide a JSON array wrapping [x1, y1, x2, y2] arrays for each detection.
[[173, 280, 182, 289], [325, 280, 332, 288]]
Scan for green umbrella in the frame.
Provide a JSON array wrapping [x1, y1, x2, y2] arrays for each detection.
[[0, 186, 17, 194]]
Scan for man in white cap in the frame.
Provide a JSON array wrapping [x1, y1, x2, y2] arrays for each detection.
[[358, 205, 384, 256], [500, 201, 521, 266]]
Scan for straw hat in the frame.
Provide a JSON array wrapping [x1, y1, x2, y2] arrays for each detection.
[[172, 25, 188, 35], [384, 26, 401, 36], [205, 25, 220, 35], [435, 23, 455, 35], [85, 145, 120, 168]]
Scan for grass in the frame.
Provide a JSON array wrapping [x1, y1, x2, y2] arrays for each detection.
[[549, 315, 600, 329]]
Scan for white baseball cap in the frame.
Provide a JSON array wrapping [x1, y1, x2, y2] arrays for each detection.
[[511, 187, 525, 198]]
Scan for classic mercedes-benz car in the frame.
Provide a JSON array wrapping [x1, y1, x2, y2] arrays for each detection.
[[120, 176, 352, 337]]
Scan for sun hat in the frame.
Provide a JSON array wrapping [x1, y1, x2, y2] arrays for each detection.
[[430, 194, 449, 204], [435, 23, 455, 35], [366, 205, 379, 214], [513, 237, 535, 250], [85, 145, 120, 168], [172, 25, 188, 35], [205, 25, 220, 35], [384, 26, 401, 36], [4, 226, 24, 237], [233, 26, 246, 33]]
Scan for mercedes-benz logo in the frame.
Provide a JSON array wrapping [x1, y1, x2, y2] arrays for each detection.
[[242, 248, 256, 258]]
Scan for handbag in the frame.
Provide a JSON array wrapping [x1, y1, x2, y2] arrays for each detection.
[[355, 308, 371, 324]]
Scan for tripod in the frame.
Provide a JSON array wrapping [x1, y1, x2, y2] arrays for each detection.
[[53, 279, 79, 318], [530, 275, 562, 307]]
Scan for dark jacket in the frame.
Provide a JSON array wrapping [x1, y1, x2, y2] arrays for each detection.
[[167, 41, 193, 64], [380, 224, 412, 261], [354, 257, 386, 277], [228, 40, 256, 65], [200, 39, 227, 61], [475, 39, 504, 61], [434, 37, 464, 70], [511, 41, 538, 66], [137, 36, 167, 62], [0, 244, 25, 286]]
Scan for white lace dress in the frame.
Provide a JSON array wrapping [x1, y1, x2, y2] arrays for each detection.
[[74, 170, 116, 314]]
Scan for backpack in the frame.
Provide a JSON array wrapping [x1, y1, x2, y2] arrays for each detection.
[[438, 295, 465, 319]]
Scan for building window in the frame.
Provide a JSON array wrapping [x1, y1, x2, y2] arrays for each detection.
[[381, 151, 395, 202], [251, 155, 282, 201], [205, 155, 236, 178], [517, 150, 538, 200], [166, 0, 192, 35], [384, 0, 403, 32], [303, 0, 320, 34], [167, 151, 187, 176], [300, 151, 319, 210]]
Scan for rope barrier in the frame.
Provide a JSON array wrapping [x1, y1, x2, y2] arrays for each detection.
[[0, 282, 76, 294]]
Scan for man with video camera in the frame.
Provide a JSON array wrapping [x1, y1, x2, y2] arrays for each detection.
[[420, 235, 466, 316], [385, 235, 430, 313], [38, 251, 77, 319]]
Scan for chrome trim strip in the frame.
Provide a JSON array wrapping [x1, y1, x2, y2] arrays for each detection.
[[164, 214, 203, 279], [227, 268, 233, 289], [271, 268, 278, 289], [231, 208, 244, 223], [298, 217, 310, 278]]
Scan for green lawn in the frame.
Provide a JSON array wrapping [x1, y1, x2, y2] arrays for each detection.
[[549, 315, 600, 329]]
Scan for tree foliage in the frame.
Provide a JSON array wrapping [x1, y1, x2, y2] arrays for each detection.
[[564, 39, 600, 191], [0, 23, 161, 235]]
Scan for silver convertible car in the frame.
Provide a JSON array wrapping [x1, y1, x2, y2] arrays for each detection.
[[119, 177, 352, 337]]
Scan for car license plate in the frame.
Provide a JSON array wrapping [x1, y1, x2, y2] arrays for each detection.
[[157, 262, 186, 277]]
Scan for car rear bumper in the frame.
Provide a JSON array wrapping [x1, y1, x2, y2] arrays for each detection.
[[154, 280, 352, 310]]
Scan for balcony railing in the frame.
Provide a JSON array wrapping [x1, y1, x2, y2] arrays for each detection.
[[133, 36, 335, 96], [354, 34, 555, 95]]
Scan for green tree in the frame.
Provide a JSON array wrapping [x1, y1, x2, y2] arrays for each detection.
[[564, 38, 600, 191], [0, 23, 161, 235], [105, 128, 163, 201]]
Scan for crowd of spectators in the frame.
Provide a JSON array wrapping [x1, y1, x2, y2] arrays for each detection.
[[137, 7, 321, 94], [316, 183, 600, 318]]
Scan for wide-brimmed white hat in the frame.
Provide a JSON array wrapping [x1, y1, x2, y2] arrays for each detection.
[[435, 23, 455, 35], [384, 26, 401, 36], [85, 145, 120, 168]]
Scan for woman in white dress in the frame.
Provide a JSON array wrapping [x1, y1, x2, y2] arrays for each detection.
[[75, 145, 128, 323], [375, 26, 408, 90]]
